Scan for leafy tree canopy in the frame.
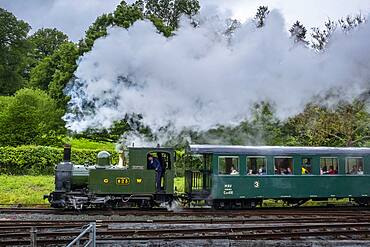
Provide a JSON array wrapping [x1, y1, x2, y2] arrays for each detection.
[[28, 28, 69, 62], [79, 0, 200, 54], [0, 8, 31, 95], [29, 42, 78, 107]]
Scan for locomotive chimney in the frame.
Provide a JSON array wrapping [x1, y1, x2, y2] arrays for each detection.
[[63, 144, 71, 162]]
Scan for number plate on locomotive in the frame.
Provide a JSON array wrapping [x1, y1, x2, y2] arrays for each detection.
[[116, 177, 130, 185]]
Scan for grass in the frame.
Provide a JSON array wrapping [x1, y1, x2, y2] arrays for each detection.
[[63, 137, 115, 151], [174, 177, 185, 193], [0, 175, 185, 205], [0, 175, 54, 204], [0, 175, 351, 207]]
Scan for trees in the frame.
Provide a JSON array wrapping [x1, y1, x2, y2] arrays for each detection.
[[28, 28, 69, 62], [284, 101, 370, 147], [311, 19, 336, 52], [289, 21, 308, 45], [46, 42, 79, 107], [0, 88, 65, 146], [78, 0, 201, 54], [29, 42, 78, 106], [144, 0, 199, 29], [0, 8, 31, 95], [254, 6, 270, 28], [338, 14, 366, 34]]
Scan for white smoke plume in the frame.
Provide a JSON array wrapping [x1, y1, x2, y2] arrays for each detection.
[[64, 8, 370, 144]]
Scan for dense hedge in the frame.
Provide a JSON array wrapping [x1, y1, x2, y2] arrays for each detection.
[[0, 146, 118, 175]]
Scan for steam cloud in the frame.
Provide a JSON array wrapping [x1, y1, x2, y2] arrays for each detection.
[[64, 9, 370, 143]]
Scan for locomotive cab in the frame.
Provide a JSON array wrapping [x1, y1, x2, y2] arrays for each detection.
[[87, 146, 175, 208]]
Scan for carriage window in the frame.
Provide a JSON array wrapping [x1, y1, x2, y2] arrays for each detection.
[[301, 158, 312, 175], [247, 157, 267, 175], [346, 157, 364, 175], [274, 157, 293, 175], [320, 157, 338, 175], [219, 156, 239, 175]]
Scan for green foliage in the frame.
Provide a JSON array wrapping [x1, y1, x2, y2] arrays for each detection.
[[145, 0, 200, 29], [284, 100, 370, 147], [78, 13, 115, 54], [0, 145, 118, 175], [0, 175, 54, 204], [79, 2, 143, 54], [174, 176, 184, 192], [0, 8, 31, 95], [28, 28, 69, 62], [47, 43, 79, 106], [63, 137, 115, 151], [78, 0, 200, 54], [29, 42, 78, 106], [113, 1, 144, 28], [174, 102, 284, 146], [0, 88, 65, 146], [26, 28, 69, 83]]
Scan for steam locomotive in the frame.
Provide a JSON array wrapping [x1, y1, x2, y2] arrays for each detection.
[[45, 144, 370, 209]]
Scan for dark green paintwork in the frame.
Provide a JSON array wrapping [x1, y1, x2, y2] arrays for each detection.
[[89, 168, 156, 194], [212, 175, 370, 199], [88, 147, 175, 195], [209, 153, 370, 200]]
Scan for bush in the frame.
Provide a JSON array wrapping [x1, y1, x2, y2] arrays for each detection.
[[0, 88, 65, 146], [0, 145, 118, 175]]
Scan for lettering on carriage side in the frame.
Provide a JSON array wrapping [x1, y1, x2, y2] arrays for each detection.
[[223, 184, 233, 195], [116, 177, 130, 185], [254, 181, 260, 188]]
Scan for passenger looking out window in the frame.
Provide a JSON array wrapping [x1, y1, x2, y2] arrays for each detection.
[[301, 158, 312, 175], [230, 165, 239, 175], [247, 157, 266, 175], [274, 157, 293, 175], [320, 158, 338, 175], [218, 156, 239, 175], [346, 157, 364, 175]]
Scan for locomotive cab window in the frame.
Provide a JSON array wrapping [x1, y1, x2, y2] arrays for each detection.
[[346, 157, 364, 175], [301, 158, 312, 175], [320, 157, 338, 175], [219, 156, 239, 175], [147, 152, 171, 170], [247, 157, 267, 175], [274, 157, 293, 175]]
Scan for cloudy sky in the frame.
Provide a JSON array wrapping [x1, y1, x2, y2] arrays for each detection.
[[0, 0, 369, 41]]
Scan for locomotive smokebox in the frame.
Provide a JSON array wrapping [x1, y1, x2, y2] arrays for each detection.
[[63, 144, 71, 162]]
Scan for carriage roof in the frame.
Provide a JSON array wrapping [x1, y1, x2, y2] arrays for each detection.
[[189, 145, 370, 156]]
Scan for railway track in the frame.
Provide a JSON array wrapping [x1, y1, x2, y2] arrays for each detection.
[[1, 205, 370, 217], [1, 220, 370, 246], [1, 206, 370, 245]]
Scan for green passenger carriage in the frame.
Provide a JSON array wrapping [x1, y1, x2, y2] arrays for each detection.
[[185, 145, 370, 209]]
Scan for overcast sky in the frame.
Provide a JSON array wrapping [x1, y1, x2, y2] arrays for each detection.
[[0, 0, 369, 41]]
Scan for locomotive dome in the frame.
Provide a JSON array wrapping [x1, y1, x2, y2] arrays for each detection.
[[97, 151, 111, 166]]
